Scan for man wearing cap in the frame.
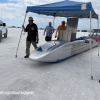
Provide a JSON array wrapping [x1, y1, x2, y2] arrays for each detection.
[[55, 21, 66, 40], [22, 17, 39, 58], [43, 22, 54, 42]]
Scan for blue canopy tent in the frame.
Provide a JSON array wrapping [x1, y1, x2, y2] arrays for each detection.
[[26, 0, 98, 19]]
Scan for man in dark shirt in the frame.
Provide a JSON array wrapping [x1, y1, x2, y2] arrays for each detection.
[[22, 17, 39, 58]]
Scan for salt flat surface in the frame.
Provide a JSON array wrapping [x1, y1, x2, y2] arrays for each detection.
[[0, 28, 100, 100]]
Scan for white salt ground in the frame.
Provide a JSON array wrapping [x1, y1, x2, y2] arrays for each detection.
[[0, 28, 100, 100]]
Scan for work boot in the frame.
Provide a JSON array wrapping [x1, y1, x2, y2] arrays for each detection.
[[24, 55, 29, 58]]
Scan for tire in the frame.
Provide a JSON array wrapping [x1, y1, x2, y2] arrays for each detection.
[[4, 29, 7, 38], [0, 32, 2, 42], [4, 33, 7, 38], [0, 35, 1, 42]]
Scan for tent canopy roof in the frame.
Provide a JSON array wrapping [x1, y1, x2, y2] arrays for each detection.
[[26, 0, 98, 19]]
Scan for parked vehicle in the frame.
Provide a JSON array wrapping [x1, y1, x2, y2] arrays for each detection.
[[81, 30, 87, 32], [0, 20, 8, 42], [92, 29, 100, 33]]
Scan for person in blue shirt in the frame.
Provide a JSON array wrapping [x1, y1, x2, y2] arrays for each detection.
[[43, 22, 55, 42]]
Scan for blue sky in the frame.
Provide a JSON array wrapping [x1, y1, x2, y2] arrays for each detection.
[[0, 0, 18, 3], [0, 0, 100, 30]]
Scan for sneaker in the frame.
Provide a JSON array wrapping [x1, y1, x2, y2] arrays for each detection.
[[24, 55, 29, 58]]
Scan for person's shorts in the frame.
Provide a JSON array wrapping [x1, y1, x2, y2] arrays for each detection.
[[45, 36, 51, 41]]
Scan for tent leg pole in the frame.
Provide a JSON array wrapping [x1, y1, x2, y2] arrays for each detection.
[[15, 12, 27, 57], [90, 11, 93, 80], [53, 16, 55, 28], [53, 16, 55, 43], [98, 15, 99, 56]]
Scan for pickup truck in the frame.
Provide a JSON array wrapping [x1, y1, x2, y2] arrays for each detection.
[[0, 20, 8, 42]]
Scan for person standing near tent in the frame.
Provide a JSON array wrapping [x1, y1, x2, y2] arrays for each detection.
[[55, 21, 66, 40], [22, 17, 39, 58], [43, 22, 55, 42]]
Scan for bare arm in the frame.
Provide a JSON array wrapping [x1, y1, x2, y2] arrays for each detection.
[[52, 28, 55, 34], [52, 30, 55, 34], [55, 30, 58, 38], [43, 29, 46, 35], [89, 36, 98, 41]]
